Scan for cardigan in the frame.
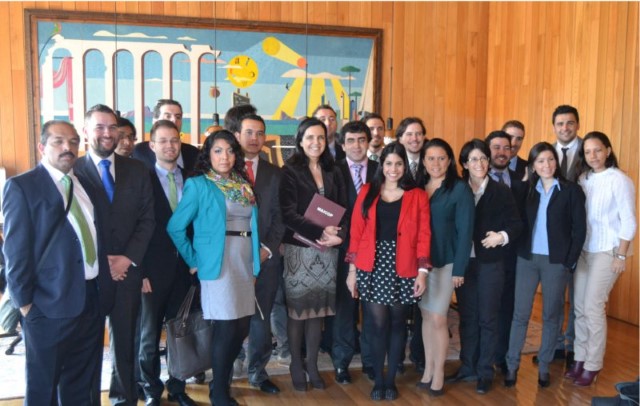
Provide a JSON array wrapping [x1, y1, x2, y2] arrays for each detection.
[[166, 175, 260, 281], [429, 180, 475, 277]]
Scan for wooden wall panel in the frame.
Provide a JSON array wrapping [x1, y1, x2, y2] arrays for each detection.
[[485, 2, 639, 324], [0, 2, 636, 323]]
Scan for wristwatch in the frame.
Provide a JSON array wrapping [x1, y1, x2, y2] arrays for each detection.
[[615, 252, 627, 260]]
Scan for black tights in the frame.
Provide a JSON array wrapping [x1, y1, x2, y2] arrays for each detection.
[[209, 316, 250, 406], [363, 301, 409, 387], [287, 317, 323, 380]]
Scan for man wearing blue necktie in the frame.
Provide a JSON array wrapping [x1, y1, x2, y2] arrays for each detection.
[[3, 121, 107, 405], [75, 104, 155, 406]]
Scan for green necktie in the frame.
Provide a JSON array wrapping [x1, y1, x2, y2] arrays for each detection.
[[168, 172, 178, 212], [61, 175, 97, 266]]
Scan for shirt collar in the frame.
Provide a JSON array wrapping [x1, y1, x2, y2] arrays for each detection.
[[88, 150, 114, 167], [41, 159, 72, 182], [535, 178, 561, 193], [346, 157, 368, 168]]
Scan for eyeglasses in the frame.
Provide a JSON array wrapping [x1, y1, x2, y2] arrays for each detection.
[[467, 156, 489, 164]]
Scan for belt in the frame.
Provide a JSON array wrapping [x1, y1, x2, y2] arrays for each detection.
[[226, 230, 252, 237]]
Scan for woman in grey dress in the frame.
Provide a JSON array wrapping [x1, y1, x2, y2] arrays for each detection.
[[280, 117, 347, 391], [168, 130, 261, 406]]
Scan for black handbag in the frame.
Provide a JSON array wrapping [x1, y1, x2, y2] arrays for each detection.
[[165, 285, 213, 381]]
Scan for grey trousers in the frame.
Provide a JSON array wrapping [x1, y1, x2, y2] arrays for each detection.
[[506, 255, 568, 374]]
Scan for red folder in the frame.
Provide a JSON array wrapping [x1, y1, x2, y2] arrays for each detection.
[[293, 193, 346, 251]]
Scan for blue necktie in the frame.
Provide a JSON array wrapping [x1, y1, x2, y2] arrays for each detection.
[[99, 159, 115, 202]]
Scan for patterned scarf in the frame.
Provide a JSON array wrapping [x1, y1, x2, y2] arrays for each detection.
[[205, 169, 255, 207]]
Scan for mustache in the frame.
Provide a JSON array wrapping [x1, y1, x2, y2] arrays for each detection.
[[59, 151, 76, 159]]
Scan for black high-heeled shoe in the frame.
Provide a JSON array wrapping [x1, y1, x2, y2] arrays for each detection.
[[304, 362, 326, 389]]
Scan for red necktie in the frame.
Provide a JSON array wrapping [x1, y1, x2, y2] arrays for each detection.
[[245, 160, 255, 185]]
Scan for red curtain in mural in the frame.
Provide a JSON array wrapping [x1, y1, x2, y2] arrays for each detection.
[[52, 57, 74, 121]]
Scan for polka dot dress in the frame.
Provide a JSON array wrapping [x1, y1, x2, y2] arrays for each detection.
[[356, 240, 419, 305]]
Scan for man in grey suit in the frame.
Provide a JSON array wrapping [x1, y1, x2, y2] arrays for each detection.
[[538, 104, 582, 368], [75, 104, 155, 406], [234, 114, 285, 394]]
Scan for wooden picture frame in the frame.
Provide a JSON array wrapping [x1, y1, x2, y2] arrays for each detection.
[[24, 9, 382, 165]]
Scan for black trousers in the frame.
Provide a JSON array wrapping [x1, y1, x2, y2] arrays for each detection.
[[331, 261, 362, 370], [23, 279, 102, 406], [456, 258, 505, 380], [108, 270, 143, 406], [495, 250, 518, 365], [247, 257, 281, 385], [139, 270, 191, 399]]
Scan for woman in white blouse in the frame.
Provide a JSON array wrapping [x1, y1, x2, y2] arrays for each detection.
[[567, 132, 637, 386]]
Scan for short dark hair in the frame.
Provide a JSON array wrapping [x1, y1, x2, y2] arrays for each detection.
[[501, 120, 525, 133], [224, 104, 257, 133], [239, 114, 266, 132], [286, 117, 334, 170], [40, 120, 78, 145], [459, 138, 491, 180], [117, 117, 137, 138], [361, 112, 384, 126], [395, 117, 426, 139], [194, 129, 248, 182], [339, 120, 371, 144], [485, 130, 512, 146], [579, 131, 619, 174], [312, 104, 336, 118], [153, 99, 182, 119], [150, 120, 179, 141], [85, 104, 117, 123], [552, 105, 580, 124]]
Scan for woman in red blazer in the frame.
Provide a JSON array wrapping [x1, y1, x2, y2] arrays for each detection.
[[346, 142, 431, 401]]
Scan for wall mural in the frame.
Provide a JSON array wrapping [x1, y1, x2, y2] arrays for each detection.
[[26, 10, 382, 165]]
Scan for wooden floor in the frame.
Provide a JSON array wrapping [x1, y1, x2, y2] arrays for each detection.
[[1, 293, 638, 405]]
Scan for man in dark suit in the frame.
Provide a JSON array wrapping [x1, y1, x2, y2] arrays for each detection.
[[333, 121, 379, 384], [132, 99, 199, 172], [362, 113, 385, 162], [75, 104, 155, 406], [313, 104, 346, 161], [484, 130, 527, 375], [502, 120, 528, 180], [115, 117, 137, 158], [550, 104, 583, 368], [3, 120, 108, 405], [233, 114, 286, 394], [138, 120, 197, 406]]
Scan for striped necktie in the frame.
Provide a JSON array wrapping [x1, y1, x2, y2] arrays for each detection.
[[351, 163, 363, 193]]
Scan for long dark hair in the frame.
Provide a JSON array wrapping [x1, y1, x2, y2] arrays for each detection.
[[578, 131, 619, 178], [526, 142, 566, 198], [361, 142, 416, 218], [458, 138, 490, 181], [286, 117, 335, 171], [194, 129, 248, 182], [421, 138, 460, 192]]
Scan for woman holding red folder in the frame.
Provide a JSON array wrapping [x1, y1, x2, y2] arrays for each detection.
[[346, 142, 431, 401], [279, 117, 347, 391]]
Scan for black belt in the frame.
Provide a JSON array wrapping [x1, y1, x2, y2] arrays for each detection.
[[226, 230, 252, 237]]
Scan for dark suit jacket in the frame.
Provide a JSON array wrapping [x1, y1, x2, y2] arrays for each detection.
[[335, 158, 378, 249], [253, 158, 285, 259], [555, 137, 583, 182], [141, 167, 190, 287], [2, 165, 109, 318], [74, 154, 155, 315], [333, 143, 346, 161], [515, 156, 528, 180], [517, 181, 587, 269], [473, 179, 523, 263], [280, 164, 348, 246], [133, 141, 199, 173]]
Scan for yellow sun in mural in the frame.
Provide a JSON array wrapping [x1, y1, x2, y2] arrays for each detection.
[[227, 55, 259, 88]]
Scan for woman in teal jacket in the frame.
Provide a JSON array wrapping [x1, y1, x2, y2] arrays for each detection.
[[417, 138, 475, 396], [167, 130, 260, 406]]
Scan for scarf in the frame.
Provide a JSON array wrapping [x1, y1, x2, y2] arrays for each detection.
[[205, 169, 255, 207]]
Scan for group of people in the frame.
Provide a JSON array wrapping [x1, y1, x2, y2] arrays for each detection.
[[2, 99, 635, 406]]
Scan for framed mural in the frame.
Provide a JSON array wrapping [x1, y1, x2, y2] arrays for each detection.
[[25, 9, 382, 165]]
